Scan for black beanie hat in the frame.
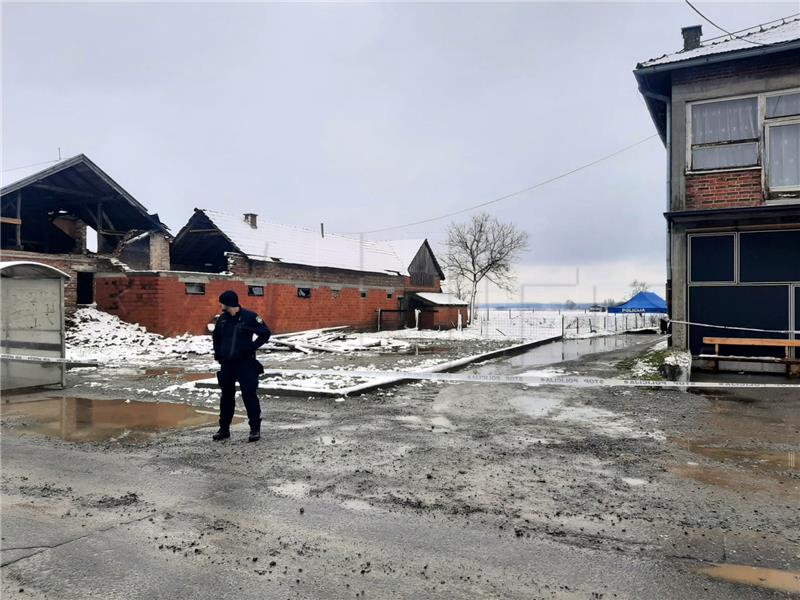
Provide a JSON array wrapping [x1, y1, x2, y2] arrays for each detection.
[[219, 290, 240, 308]]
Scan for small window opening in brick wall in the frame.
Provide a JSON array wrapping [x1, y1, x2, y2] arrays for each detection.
[[248, 285, 264, 296], [185, 283, 205, 295], [360, 290, 367, 298], [297, 287, 311, 299], [387, 292, 393, 299]]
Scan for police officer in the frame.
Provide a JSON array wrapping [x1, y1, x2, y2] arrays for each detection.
[[212, 290, 271, 442]]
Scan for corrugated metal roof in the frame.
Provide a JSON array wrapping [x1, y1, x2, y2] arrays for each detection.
[[385, 239, 426, 269], [200, 209, 423, 276], [414, 292, 467, 306], [0, 261, 71, 279], [638, 15, 800, 68]]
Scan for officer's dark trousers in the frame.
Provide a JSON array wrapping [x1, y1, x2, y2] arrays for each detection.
[[217, 360, 261, 432]]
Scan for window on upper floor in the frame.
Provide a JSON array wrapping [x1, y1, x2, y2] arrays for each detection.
[[690, 97, 759, 170], [765, 91, 800, 192], [688, 89, 800, 195]]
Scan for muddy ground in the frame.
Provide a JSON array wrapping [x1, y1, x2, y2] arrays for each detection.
[[1, 335, 798, 599]]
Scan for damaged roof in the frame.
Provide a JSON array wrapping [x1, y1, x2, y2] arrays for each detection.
[[1, 154, 168, 233], [191, 209, 430, 276]]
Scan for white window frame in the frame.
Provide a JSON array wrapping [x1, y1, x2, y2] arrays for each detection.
[[686, 87, 800, 196], [686, 92, 761, 173], [764, 116, 800, 194]]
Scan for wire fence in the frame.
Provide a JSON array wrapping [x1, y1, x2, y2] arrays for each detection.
[[472, 311, 664, 340]]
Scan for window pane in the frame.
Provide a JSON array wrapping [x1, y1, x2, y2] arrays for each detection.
[[692, 142, 758, 170], [768, 123, 800, 188], [766, 92, 800, 118], [692, 97, 758, 144], [690, 235, 735, 282], [740, 230, 800, 282]]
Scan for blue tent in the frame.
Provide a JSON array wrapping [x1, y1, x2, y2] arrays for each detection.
[[608, 291, 667, 314]]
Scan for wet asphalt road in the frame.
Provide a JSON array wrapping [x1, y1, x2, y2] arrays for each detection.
[[1, 335, 798, 599]]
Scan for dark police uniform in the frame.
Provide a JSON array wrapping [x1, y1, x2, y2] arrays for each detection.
[[212, 307, 271, 434]]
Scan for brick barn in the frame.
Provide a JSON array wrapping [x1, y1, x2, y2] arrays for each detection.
[[142, 209, 448, 335], [2, 157, 462, 336]]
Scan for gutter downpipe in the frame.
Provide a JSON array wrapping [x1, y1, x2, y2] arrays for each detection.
[[639, 84, 673, 345]]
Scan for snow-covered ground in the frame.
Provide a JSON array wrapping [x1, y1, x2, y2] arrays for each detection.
[[66, 308, 214, 365]]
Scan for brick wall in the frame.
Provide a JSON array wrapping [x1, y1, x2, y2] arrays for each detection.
[[432, 306, 468, 330], [685, 169, 763, 210], [90, 252, 445, 337], [0, 249, 123, 312], [95, 272, 410, 337], [672, 49, 799, 212], [95, 275, 247, 337]]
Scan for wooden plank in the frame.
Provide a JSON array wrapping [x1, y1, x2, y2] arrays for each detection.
[[698, 354, 800, 365], [703, 337, 800, 348], [0, 217, 22, 225], [16, 190, 21, 247]]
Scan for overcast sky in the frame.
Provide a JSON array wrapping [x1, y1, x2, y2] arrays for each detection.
[[2, 1, 794, 303]]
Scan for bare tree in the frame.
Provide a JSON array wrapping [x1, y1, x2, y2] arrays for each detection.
[[564, 299, 577, 310], [443, 213, 528, 318], [628, 279, 651, 299], [443, 268, 468, 301], [602, 297, 617, 308]]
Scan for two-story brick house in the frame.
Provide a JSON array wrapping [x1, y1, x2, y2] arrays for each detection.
[[634, 17, 800, 371]]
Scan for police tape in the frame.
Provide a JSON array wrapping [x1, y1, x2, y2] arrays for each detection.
[[260, 368, 800, 390]]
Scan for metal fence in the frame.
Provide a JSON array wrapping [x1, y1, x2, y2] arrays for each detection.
[[472, 311, 663, 340]]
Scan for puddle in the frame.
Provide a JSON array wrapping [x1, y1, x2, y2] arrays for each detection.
[[694, 564, 800, 595], [508, 334, 654, 369], [143, 367, 186, 376], [0, 397, 238, 442], [269, 482, 311, 499], [509, 395, 562, 417], [181, 372, 217, 382], [668, 464, 799, 497], [677, 442, 798, 474]]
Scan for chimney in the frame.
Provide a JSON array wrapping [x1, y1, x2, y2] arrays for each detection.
[[243, 213, 258, 229], [681, 25, 702, 51]]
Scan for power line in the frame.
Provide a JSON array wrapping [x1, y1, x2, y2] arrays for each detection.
[[1, 158, 61, 174], [354, 133, 658, 235], [682, 0, 766, 46]]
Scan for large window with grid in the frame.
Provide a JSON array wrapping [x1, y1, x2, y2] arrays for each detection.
[[688, 89, 800, 197]]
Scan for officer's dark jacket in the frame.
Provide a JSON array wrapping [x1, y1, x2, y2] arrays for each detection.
[[212, 308, 271, 363]]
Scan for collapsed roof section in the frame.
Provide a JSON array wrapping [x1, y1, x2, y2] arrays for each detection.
[[171, 208, 445, 279], [1, 154, 168, 255]]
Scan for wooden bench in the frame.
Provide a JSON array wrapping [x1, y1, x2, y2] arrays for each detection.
[[700, 337, 800, 376]]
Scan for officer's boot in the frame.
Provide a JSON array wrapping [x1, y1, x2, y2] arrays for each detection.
[[248, 419, 261, 443], [212, 420, 231, 441]]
